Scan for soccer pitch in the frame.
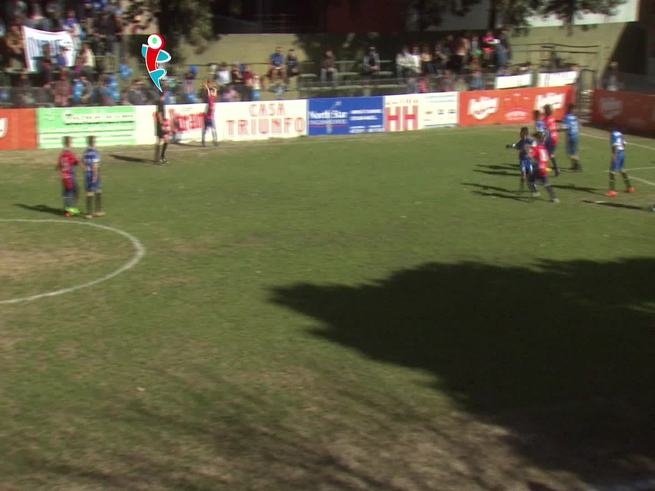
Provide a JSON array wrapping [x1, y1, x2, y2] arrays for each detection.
[[1, 126, 654, 490]]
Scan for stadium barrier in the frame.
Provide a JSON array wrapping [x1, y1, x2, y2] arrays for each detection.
[[0, 108, 37, 150], [2, 85, 581, 151], [591, 89, 655, 134], [459, 86, 574, 127]]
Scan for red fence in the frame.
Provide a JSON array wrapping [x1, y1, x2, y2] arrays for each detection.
[[459, 86, 574, 127], [591, 89, 655, 135]]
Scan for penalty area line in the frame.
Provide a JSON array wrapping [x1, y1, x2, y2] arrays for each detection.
[[0, 218, 145, 305]]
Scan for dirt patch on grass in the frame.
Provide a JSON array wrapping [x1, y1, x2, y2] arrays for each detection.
[[0, 248, 109, 282]]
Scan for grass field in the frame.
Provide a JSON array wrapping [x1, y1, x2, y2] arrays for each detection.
[[1, 126, 654, 491]]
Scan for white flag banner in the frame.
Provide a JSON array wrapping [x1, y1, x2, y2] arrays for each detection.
[[23, 26, 76, 72]]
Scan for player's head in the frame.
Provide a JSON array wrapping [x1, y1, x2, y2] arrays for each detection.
[[62, 136, 72, 148], [543, 104, 553, 116], [87, 135, 95, 147], [533, 109, 541, 120], [520, 126, 529, 138], [567, 103, 575, 113], [535, 131, 545, 143]]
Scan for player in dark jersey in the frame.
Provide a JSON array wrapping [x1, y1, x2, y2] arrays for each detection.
[[57, 136, 80, 216], [82, 135, 104, 218], [155, 91, 169, 164], [530, 132, 559, 203], [506, 126, 536, 193], [543, 104, 560, 176], [202, 80, 218, 147]]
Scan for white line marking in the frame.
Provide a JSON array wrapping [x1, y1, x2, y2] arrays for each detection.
[[625, 166, 655, 172], [630, 175, 655, 187], [0, 219, 145, 305], [579, 131, 655, 151]]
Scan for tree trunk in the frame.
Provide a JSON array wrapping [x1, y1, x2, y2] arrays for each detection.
[[488, 0, 497, 31]]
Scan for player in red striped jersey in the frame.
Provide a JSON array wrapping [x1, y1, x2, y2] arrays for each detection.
[[56, 136, 81, 216], [202, 80, 218, 147], [530, 132, 559, 203]]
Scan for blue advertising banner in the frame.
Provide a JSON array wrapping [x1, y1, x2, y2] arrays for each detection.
[[308, 97, 384, 136]]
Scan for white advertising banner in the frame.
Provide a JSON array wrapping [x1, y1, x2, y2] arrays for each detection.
[[495, 73, 533, 90], [538, 71, 578, 88], [384, 94, 421, 132], [166, 103, 208, 142], [216, 100, 307, 142], [418, 92, 458, 129], [23, 26, 75, 72], [135, 105, 156, 145]]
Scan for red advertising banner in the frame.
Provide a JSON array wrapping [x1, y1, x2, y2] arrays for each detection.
[[591, 89, 655, 134], [459, 86, 574, 127], [0, 108, 37, 150]]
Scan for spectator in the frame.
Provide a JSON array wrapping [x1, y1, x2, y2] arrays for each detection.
[[182, 71, 196, 103], [4, 23, 25, 68], [25, 0, 46, 30], [251, 73, 261, 101], [396, 45, 412, 78], [79, 74, 94, 104], [230, 63, 243, 85], [6, 1, 28, 24], [215, 62, 231, 87], [469, 69, 484, 90], [268, 46, 285, 84], [14, 69, 33, 107], [53, 69, 71, 106], [39, 43, 54, 87], [286, 48, 299, 84], [495, 39, 509, 73], [222, 84, 240, 102], [98, 75, 114, 105], [481, 30, 498, 67], [410, 45, 421, 76], [44, 0, 60, 30], [605, 61, 622, 91], [94, 10, 117, 57], [362, 45, 380, 78], [440, 70, 455, 92], [433, 42, 448, 74], [242, 64, 254, 101], [78, 42, 95, 79], [420, 45, 432, 75], [127, 79, 144, 105], [453, 35, 468, 73], [56, 45, 69, 69], [320, 49, 337, 83], [63, 9, 82, 51]]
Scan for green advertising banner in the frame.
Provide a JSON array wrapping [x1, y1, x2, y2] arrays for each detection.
[[37, 106, 137, 149]]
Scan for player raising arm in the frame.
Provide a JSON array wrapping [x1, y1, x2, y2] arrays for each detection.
[[83, 135, 104, 218], [607, 128, 635, 198], [506, 126, 535, 193], [57, 136, 80, 217], [202, 80, 218, 147]]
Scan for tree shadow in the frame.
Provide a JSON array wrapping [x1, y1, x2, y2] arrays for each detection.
[[14, 203, 63, 216], [270, 258, 655, 485]]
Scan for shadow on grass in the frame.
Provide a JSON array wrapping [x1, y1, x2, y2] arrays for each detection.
[[109, 154, 152, 164], [582, 200, 647, 211], [14, 203, 63, 216], [270, 258, 655, 485]]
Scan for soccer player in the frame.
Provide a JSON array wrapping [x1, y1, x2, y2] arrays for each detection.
[[83, 135, 104, 218], [57, 136, 80, 217], [543, 104, 560, 176], [530, 132, 559, 203], [607, 128, 635, 198], [201, 80, 218, 147], [561, 103, 581, 171], [154, 90, 169, 164], [506, 126, 535, 193], [533, 109, 546, 136]]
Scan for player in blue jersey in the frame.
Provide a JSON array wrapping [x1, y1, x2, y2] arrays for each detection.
[[560, 103, 581, 171], [607, 128, 635, 198], [83, 136, 104, 218], [506, 126, 536, 193], [533, 109, 546, 136]]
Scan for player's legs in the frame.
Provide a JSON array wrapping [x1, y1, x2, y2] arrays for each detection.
[[607, 170, 617, 197], [540, 175, 558, 202], [567, 137, 581, 171], [160, 135, 168, 162], [202, 117, 208, 146], [547, 139, 560, 176], [94, 189, 104, 216], [85, 191, 94, 218]]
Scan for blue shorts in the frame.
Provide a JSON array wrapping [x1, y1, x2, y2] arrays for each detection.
[[519, 159, 533, 175], [545, 138, 557, 155], [62, 180, 77, 197], [566, 136, 578, 156], [85, 174, 100, 192], [204, 114, 214, 128], [610, 152, 625, 172]]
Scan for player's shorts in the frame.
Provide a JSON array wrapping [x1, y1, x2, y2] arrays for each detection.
[[204, 114, 214, 128], [519, 159, 533, 175], [610, 151, 625, 172], [85, 173, 100, 192], [566, 136, 578, 156], [156, 123, 164, 138], [545, 136, 558, 155], [62, 179, 77, 196]]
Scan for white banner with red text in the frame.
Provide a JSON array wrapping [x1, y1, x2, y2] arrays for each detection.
[[216, 100, 308, 142]]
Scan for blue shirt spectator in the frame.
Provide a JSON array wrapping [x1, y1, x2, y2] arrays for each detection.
[[270, 47, 284, 67]]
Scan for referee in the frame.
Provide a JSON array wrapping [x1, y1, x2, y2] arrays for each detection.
[[154, 90, 169, 164]]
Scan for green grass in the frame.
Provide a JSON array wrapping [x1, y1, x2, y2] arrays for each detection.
[[0, 126, 654, 491]]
